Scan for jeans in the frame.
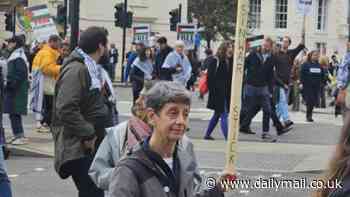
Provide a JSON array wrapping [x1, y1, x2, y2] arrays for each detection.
[[205, 104, 228, 140], [276, 87, 290, 123], [0, 145, 12, 197], [63, 156, 104, 197], [241, 85, 271, 133], [124, 64, 131, 82], [9, 114, 24, 138]]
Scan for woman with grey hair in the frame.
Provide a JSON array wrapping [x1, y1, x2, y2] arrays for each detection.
[[109, 81, 230, 197], [161, 41, 192, 86]]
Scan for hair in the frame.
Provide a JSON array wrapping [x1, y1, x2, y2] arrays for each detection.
[[49, 35, 61, 43], [216, 41, 232, 60], [137, 45, 147, 62], [283, 36, 292, 45], [307, 50, 319, 63], [145, 81, 191, 114], [131, 80, 159, 117], [8, 35, 25, 49], [174, 40, 185, 48], [314, 113, 350, 197], [157, 37, 167, 44], [264, 37, 274, 47], [205, 48, 213, 56], [78, 26, 109, 54]]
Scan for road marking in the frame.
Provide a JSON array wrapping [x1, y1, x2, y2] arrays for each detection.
[[34, 168, 46, 172], [8, 174, 19, 178]]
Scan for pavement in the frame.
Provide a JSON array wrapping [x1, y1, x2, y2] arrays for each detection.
[[3, 86, 342, 174]]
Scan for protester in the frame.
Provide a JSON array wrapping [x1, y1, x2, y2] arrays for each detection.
[[31, 35, 61, 133], [89, 81, 155, 196], [337, 42, 350, 114], [130, 45, 154, 103], [201, 48, 215, 71], [57, 42, 71, 65], [52, 27, 112, 197], [186, 49, 201, 91], [319, 49, 330, 108], [300, 50, 325, 122], [4, 36, 29, 145], [124, 43, 138, 84], [274, 35, 305, 128], [0, 46, 12, 197], [109, 43, 118, 81], [240, 37, 277, 142], [291, 50, 308, 111], [154, 37, 173, 80], [161, 40, 192, 86], [204, 42, 233, 140], [108, 81, 226, 197], [314, 112, 350, 197]]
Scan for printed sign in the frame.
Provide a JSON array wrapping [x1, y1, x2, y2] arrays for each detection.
[[133, 25, 151, 46], [296, 0, 313, 16], [177, 24, 197, 50], [19, 4, 59, 42]]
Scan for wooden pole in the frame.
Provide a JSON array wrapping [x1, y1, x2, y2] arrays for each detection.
[[224, 0, 249, 175]]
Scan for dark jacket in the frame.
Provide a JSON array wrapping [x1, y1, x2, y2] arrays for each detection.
[[275, 44, 305, 86], [51, 51, 110, 179], [207, 57, 232, 113], [300, 61, 325, 106], [109, 48, 118, 64], [154, 46, 173, 80], [244, 51, 275, 88], [4, 56, 29, 115], [108, 136, 223, 197]]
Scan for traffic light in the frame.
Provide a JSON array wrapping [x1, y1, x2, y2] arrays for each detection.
[[56, 5, 67, 25], [126, 11, 133, 28], [169, 8, 180, 31], [5, 12, 13, 32], [114, 3, 123, 27]]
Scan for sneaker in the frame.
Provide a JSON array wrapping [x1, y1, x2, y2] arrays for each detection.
[[11, 138, 27, 145], [261, 133, 277, 143], [284, 120, 294, 128], [204, 136, 215, 140], [306, 118, 314, 122], [37, 126, 50, 133], [277, 126, 292, 136]]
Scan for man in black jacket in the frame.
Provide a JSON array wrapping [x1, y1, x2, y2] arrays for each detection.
[[240, 37, 277, 142], [154, 37, 173, 80]]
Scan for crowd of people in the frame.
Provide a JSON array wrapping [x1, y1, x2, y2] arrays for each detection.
[[0, 24, 349, 197]]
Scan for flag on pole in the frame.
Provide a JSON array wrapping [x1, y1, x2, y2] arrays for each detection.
[[296, 0, 313, 16]]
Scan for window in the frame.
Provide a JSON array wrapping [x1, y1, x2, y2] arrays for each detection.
[[316, 0, 328, 31], [275, 0, 288, 29], [316, 42, 327, 53], [248, 0, 261, 29]]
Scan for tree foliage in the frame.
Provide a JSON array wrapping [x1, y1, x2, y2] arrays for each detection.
[[188, 0, 238, 47]]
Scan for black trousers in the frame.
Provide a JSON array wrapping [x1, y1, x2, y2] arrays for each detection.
[[41, 95, 53, 126], [240, 85, 271, 133], [63, 156, 104, 197]]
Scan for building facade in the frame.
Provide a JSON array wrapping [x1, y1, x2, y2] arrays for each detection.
[[248, 0, 349, 56]]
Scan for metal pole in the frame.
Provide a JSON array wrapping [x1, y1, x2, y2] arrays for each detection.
[[13, 6, 16, 37], [179, 3, 182, 23], [63, 0, 68, 38], [121, 0, 127, 82], [70, 0, 79, 50], [224, 0, 249, 176]]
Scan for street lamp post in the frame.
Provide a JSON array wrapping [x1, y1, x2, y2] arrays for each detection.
[[224, 0, 249, 177]]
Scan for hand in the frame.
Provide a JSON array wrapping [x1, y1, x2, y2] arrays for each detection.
[[217, 171, 237, 192], [82, 136, 97, 153], [336, 89, 347, 106]]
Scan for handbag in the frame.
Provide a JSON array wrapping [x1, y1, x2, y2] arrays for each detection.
[[43, 75, 56, 95], [199, 71, 208, 95]]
